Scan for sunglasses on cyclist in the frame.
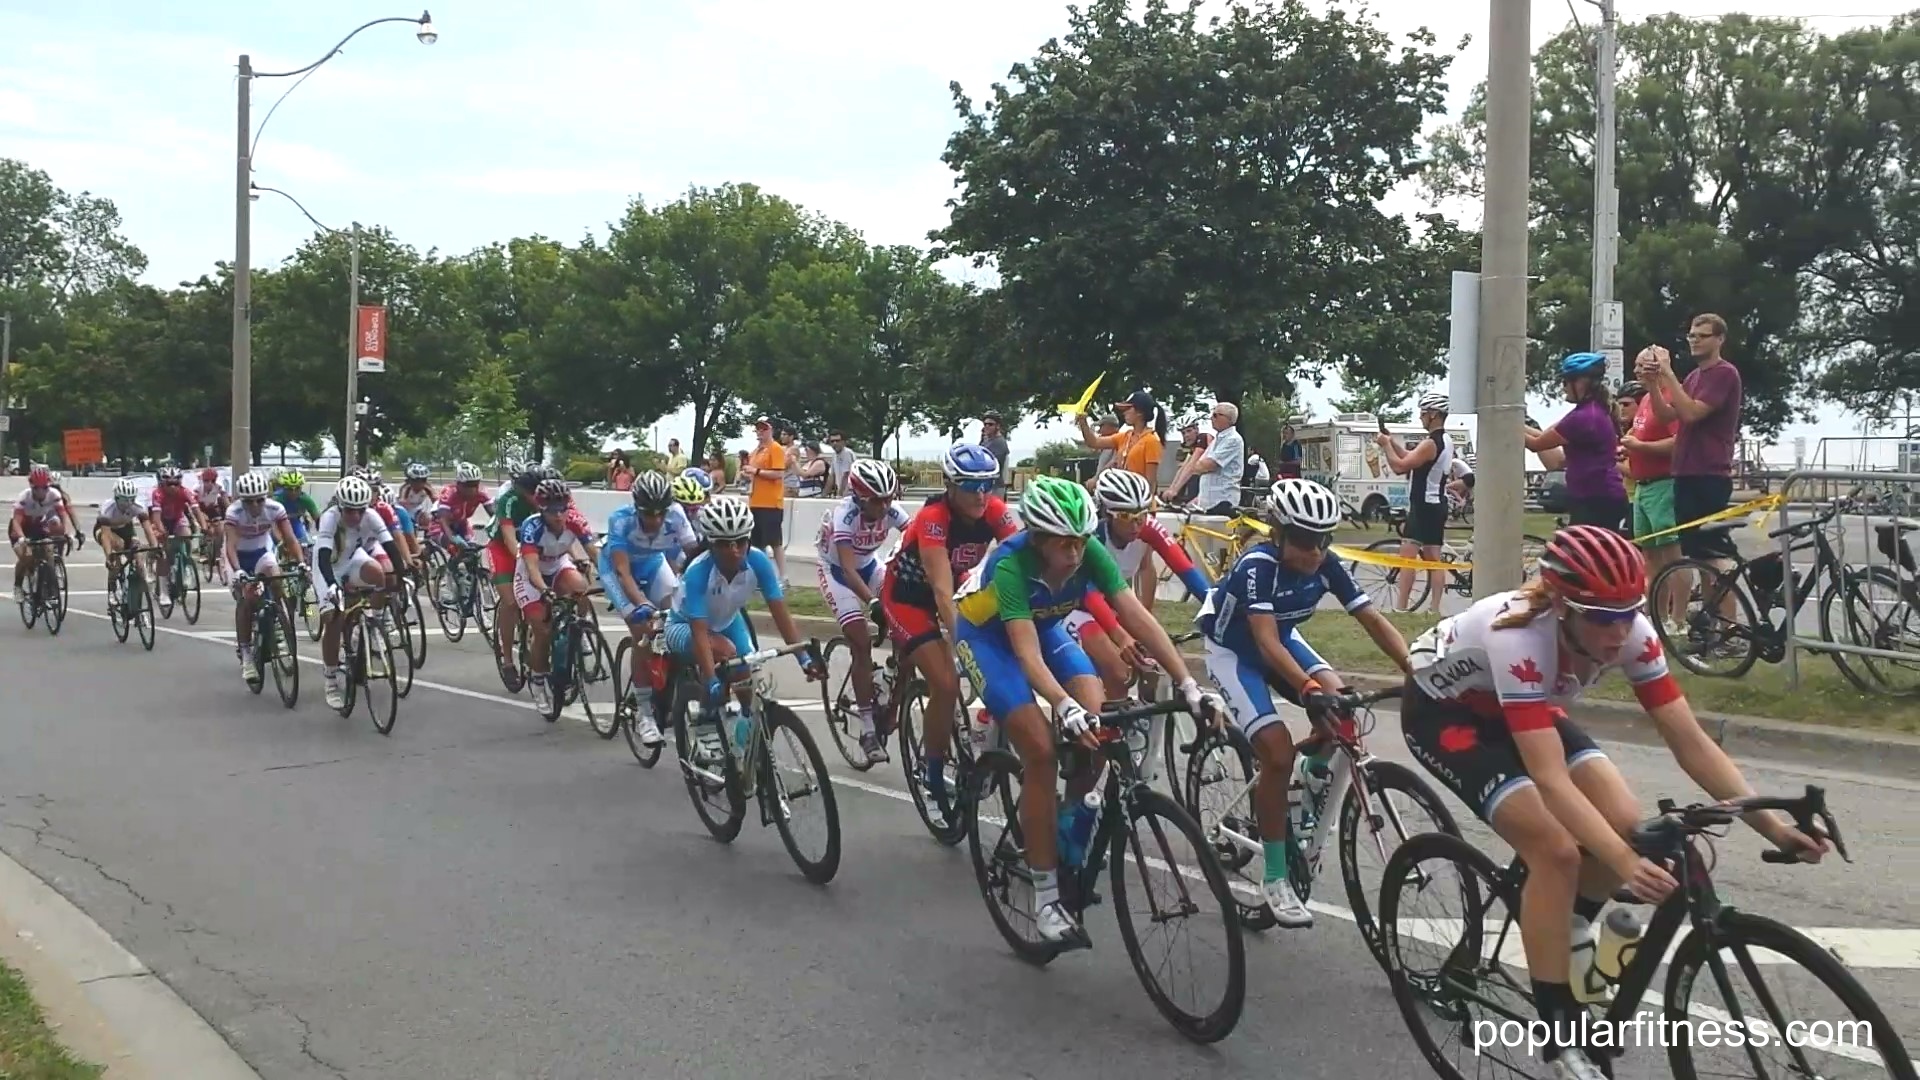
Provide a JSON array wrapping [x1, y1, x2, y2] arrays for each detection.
[[1566, 598, 1642, 624], [1280, 525, 1333, 551], [1108, 509, 1147, 525], [951, 478, 994, 494], [710, 537, 749, 550]]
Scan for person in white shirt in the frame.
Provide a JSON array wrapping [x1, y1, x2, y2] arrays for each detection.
[[1163, 401, 1245, 515], [312, 476, 409, 709], [1245, 450, 1271, 486]]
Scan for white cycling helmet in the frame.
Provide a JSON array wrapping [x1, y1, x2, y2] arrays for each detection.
[[405, 462, 431, 481], [1093, 468, 1153, 513], [112, 478, 139, 501], [454, 461, 482, 483], [847, 458, 899, 500], [336, 476, 373, 509], [234, 472, 271, 498], [701, 495, 754, 541], [1418, 392, 1450, 415], [1266, 478, 1342, 532]]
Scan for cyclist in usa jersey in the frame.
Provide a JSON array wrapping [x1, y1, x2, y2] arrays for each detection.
[[1401, 525, 1826, 1078], [1067, 469, 1212, 699], [953, 477, 1221, 943], [1196, 479, 1412, 926], [814, 459, 909, 763]]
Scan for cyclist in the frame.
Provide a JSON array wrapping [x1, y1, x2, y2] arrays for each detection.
[[313, 476, 409, 710], [11, 466, 80, 605], [395, 462, 439, 536], [149, 466, 209, 596], [1196, 477, 1413, 927], [487, 466, 550, 683], [429, 462, 493, 558], [367, 471, 423, 572], [273, 470, 321, 558], [954, 476, 1221, 943], [664, 495, 822, 754], [516, 478, 602, 713], [602, 471, 700, 744], [94, 478, 161, 591], [1068, 469, 1212, 700], [224, 472, 301, 683], [815, 458, 909, 763], [1400, 524, 1827, 1080], [880, 443, 1018, 810], [194, 467, 229, 520]]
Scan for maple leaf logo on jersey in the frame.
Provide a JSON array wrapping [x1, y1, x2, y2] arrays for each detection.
[[1508, 658, 1546, 686], [1636, 637, 1663, 665], [1437, 724, 1478, 753]]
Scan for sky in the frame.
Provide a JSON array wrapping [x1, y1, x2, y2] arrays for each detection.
[[3, 0, 1914, 468]]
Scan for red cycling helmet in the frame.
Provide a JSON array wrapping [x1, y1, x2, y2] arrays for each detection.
[[200, 468, 219, 484], [1539, 525, 1645, 608], [27, 465, 50, 487]]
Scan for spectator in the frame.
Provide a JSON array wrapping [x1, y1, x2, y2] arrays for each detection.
[[1164, 401, 1245, 516], [1642, 314, 1743, 564], [1092, 415, 1121, 473], [741, 417, 790, 580], [1525, 352, 1628, 532], [664, 439, 688, 474], [980, 412, 1013, 494], [1075, 389, 1168, 604], [1277, 424, 1304, 478], [1613, 383, 1643, 506], [826, 432, 855, 496], [797, 439, 829, 497], [606, 450, 630, 488], [1377, 392, 1455, 614], [702, 451, 727, 486], [1244, 448, 1270, 487], [1174, 415, 1212, 503], [610, 456, 635, 492], [779, 426, 801, 499], [734, 449, 752, 491], [1620, 378, 1683, 622]]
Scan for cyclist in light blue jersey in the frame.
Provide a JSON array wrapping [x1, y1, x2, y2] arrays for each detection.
[[1197, 478, 1413, 927], [602, 471, 702, 747]]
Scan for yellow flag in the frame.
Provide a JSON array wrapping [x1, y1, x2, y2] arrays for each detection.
[[1056, 373, 1107, 419]]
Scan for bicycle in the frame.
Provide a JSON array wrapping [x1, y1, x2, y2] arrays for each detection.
[[155, 532, 202, 625], [283, 557, 322, 642], [1163, 505, 1267, 584], [610, 612, 672, 763], [197, 527, 230, 588], [429, 538, 497, 646], [1379, 785, 1914, 1080], [1181, 685, 1457, 961], [966, 696, 1246, 1044], [237, 571, 300, 708], [106, 542, 156, 651], [669, 640, 840, 884], [386, 564, 429, 695], [532, 586, 614, 724], [332, 586, 407, 735], [15, 538, 67, 635], [1347, 533, 1550, 611]]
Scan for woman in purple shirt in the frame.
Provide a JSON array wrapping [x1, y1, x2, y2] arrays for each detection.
[[1525, 351, 1629, 532]]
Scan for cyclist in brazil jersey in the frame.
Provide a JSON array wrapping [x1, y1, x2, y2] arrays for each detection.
[[272, 470, 322, 552], [953, 476, 1223, 944], [879, 443, 1017, 793], [600, 471, 700, 747], [1401, 524, 1828, 1078], [1195, 478, 1413, 928], [1067, 469, 1212, 701], [816, 458, 909, 764]]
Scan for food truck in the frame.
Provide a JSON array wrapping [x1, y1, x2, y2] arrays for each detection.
[[1292, 413, 1473, 522]]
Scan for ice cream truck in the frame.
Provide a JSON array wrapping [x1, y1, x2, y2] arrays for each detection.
[[1293, 413, 1474, 523]]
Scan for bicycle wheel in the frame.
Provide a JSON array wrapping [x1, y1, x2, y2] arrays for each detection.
[[1107, 788, 1246, 1043], [155, 553, 176, 619], [360, 618, 401, 735], [402, 578, 427, 670], [1336, 759, 1459, 970], [600, 635, 631, 740], [1826, 566, 1920, 697], [575, 622, 617, 730], [267, 598, 299, 708], [40, 561, 64, 636], [179, 554, 202, 625], [1651, 557, 1760, 678], [898, 680, 967, 846], [762, 703, 841, 884], [474, 574, 499, 650], [1665, 909, 1916, 1080], [436, 560, 469, 643], [17, 565, 36, 627], [673, 682, 745, 842], [1159, 706, 1198, 797], [132, 569, 154, 652], [300, 572, 323, 642], [965, 750, 1060, 967], [619, 642, 666, 767], [108, 565, 130, 643], [1351, 538, 1430, 611], [387, 604, 417, 700], [817, 637, 871, 770], [56, 552, 68, 609], [1182, 727, 1272, 931]]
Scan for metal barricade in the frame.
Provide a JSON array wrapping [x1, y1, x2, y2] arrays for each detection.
[[1777, 469, 1920, 691]]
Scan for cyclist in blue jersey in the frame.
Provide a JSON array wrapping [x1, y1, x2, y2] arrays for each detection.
[[1197, 478, 1414, 927], [602, 471, 702, 747], [665, 496, 823, 730], [953, 476, 1222, 943]]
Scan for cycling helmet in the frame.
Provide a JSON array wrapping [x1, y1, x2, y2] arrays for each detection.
[[1019, 475, 1097, 537], [1266, 478, 1342, 532], [27, 465, 49, 486], [200, 468, 219, 484], [235, 472, 271, 498], [277, 469, 304, 488], [350, 465, 372, 481], [513, 467, 541, 490], [701, 495, 754, 540], [535, 465, 562, 483], [158, 465, 182, 484], [335, 476, 373, 509], [534, 478, 570, 507], [405, 462, 431, 481], [1617, 380, 1645, 399], [941, 442, 1000, 482], [631, 470, 673, 511], [680, 466, 713, 492], [670, 475, 708, 505], [1093, 468, 1153, 514], [1539, 525, 1645, 608], [1418, 392, 1450, 415], [454, 461, 482, 483], [364, 468, 384, 486], [48, 471, 62, 487], [847, 458, 899, 500], [113, 478, 140, 502], [1560, 351, 1607, 379]]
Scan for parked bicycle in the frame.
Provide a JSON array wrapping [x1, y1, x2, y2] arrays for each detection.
[[1347, 533, 1550, 611]]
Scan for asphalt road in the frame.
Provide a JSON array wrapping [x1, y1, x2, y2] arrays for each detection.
[[0, 555, 1915, 1079]]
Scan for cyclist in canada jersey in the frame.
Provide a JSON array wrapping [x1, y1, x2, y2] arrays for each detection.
[[880, 443, 1019, 817], [486, 467, 553, 683], [313, 476, 409, 710], [516, 478, 602, 714], [815, 458, 910, 764], [600, 471, 699, 748], [194, 468, 228, 518], [1067, 469, 1212, 700], [1400, 525, 1827, 1078], [429, 461, 492, 554], [953, 476, 1222, 944], [1196, 478, 1413, 927], [224, 472, 301, 685], [10, 466, 80, 605]]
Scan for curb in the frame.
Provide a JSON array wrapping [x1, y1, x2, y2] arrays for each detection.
[[750, 611, 1920, 777], [0, 850, 259, 1079]]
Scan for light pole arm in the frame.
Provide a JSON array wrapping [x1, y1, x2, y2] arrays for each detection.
[[253, 12, 433, 78]]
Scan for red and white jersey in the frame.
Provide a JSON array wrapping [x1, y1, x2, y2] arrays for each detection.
[[394, 481, 437, 515], [1101, 516, 1180, 580], [149, 483, 196, 519], [1407, 590, 1681, 733], [815, 496, 910, 565], [194, 481, 227, 509], [225, 498, 290, 553], [12, 487, 64, 522], [434, 483, 493, 520]]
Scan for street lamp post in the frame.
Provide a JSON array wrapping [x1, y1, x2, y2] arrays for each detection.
[[230, 11, 435, 476], [1586, 0, 1622, 387]]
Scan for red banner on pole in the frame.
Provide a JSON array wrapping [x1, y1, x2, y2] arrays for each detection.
[[356, 305, 388, 373]]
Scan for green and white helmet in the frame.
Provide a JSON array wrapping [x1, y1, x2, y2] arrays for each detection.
[[1019, 475, 1097, 537]]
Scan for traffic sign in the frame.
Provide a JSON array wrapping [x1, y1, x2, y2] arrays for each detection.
[[355, 401, 370, 415], [1599, 301, 1624, 348], [0, 415, 10, 432], [1602, 347, 1625, 388]]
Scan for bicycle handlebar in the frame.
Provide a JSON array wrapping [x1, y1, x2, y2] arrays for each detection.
[[1641, 784, 1849, 865], [717, 639, 821, 676]]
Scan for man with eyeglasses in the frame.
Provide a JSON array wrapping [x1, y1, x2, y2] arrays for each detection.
[[1637, 314, 1743, 566], [1163, 401, 1245, 516]]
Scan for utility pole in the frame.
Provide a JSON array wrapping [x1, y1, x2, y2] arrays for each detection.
[[1474, 0, 1533, 597], [233, 55, 253, 474], [0, 312, 12, 470], [1589, 0, 1623, 386], [343, 222, 362, 474]]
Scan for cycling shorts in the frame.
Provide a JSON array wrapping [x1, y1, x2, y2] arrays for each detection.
[[1400, 678, 1607, 824], [487, 534, 518, 584], [1203, 634, 1332, 744], [955, 619, 1097, 721], [513, 554, 578, 612], [663, 613, 754, 661], [159, 513, 192, 537], [601, 550, 677, 621], [236, 546, 280, 578], [322, 548, 390, 609], [817, 557, 883, 628], [880, 579, 942, 654], [99, 523, 137, 548]]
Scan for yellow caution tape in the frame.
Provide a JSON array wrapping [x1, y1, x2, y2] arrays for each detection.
[[1332, 544, 1464, 572], [1630, 493, 1782, 547]]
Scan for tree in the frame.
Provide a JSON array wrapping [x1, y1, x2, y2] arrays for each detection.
[[936, 0, 1457, 408], [914, 283, 1030, 443], [1425, 14, 1895, 434], [1331, 378, 1413, 424], [0, 158, 146, 300]]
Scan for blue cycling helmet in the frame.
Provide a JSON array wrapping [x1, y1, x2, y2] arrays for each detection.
[[680, 466, 713, 492], [1560, 352, 1607, 379], [941, 442, 1000, 482]]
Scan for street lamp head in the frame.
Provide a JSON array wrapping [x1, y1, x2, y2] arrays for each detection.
[[416, 11, 437, 45]]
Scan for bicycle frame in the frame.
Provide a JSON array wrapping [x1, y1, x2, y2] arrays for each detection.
[[681, 641, 813, 813]]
